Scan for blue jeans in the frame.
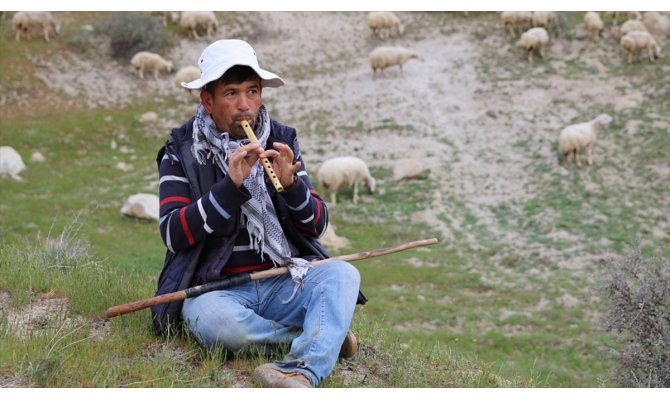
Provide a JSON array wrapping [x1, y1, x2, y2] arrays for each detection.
[[181, 260, 361, 386]]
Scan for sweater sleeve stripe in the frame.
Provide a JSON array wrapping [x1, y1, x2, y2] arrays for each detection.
[[160, 196, 192, 208], [311, 190, 323, 225], [162, 153, 179, 162], [209, 192, 231, 220], [160, 175, 189, 185], [197, 198, 214, 233], [165, 212, 175, 253], [179, 207, 195, 246], [285, 187, 311, 212]]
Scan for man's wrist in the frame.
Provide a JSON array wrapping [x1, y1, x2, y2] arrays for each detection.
[[283, 174, 299, 190]]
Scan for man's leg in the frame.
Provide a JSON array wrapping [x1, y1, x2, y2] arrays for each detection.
[[256, 260, 361, 386], [181, 283, 300, 353]]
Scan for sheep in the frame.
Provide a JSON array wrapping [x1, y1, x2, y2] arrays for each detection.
[[367, 11, 404, 40], [620, 31, 663, 64], [501, 11, 532, 36], [317, 156, 376, 205], [642, 11, 670, 38], [619, 19, 648, 37], [174, 65, 200, 99], [558, 114, 613, 169], [179, 11, 219, 39], [11, 11, 59, 42], [0, 146, 26, 181], [130, 51, 173, 80], [517, 27, 549, 64], [150, 11, 180, 26], [531, 11, 557, 33], [584, 11, 604, 41], [369, 46, 423, 79]]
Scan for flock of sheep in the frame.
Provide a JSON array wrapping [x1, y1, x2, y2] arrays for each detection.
[[366, 11, 423, 79], [501, 11, 668, 170], [503, 11, 667, 64], [3, 12, 668, 200], [9, 11, 215, 101]]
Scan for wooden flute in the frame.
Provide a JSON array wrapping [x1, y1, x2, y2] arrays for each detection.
[[240, 120, 284, 192]]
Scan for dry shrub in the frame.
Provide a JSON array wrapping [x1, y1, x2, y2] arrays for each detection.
[[602, 242, 670, 387], [96, 12, 173, 62]]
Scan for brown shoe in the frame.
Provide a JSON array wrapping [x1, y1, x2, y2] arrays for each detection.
[[339, 330, 358, 359], [252, 363, 313, 388]]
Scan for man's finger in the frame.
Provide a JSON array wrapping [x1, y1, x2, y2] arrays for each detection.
[[260, 149, 280, 159]]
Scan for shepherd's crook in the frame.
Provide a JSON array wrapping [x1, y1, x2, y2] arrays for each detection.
[[106, 238, 438, 318]]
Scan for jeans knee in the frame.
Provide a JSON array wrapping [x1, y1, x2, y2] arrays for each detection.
[[342, 262, 361, 287], [324, 260, 360, 288], [183, 297, 252, 352], [189, 316, 250, 352]]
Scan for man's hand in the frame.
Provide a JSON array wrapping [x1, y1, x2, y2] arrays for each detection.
[[262, 142, 302, 190], [228, 142, 263, 187]]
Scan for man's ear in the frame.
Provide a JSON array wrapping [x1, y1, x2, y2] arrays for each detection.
[[200, 90, 213, 113]]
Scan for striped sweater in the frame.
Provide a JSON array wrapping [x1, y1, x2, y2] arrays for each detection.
[[158, 122, 328, 282]]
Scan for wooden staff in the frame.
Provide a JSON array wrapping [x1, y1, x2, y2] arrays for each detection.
[[240, 120, 284, 192], [106, 238, 438, 318]]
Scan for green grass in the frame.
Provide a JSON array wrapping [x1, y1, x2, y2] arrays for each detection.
[[0, 103, 170, 271], [0, 234, 522, 388]]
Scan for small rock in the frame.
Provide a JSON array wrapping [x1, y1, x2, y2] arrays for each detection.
[[120, 193, 160, 221], [392, 158, 426, 181], [30, 151, 46, 163], [139, 112, 158, 124]]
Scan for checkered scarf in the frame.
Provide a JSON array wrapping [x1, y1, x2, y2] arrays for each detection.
[[191, 104, 311, 302]]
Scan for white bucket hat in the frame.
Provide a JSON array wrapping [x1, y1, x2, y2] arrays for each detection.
[[182, 39, 284, 90]]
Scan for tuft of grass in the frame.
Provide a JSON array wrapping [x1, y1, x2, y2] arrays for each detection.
[[32, 212, 92, 272]]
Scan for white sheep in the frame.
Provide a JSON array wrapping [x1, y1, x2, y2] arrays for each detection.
[[130, 51, 173, 80], [620, 30, 663, 63], [501, 11, 532, 36], [584, 12, 604, 41], [531, 11, 557, 33], [369, 46, 423, 79], [367, 11, 404, 40], [174, 65, 200, 99], [179, 11, 219, 39], [517, 27, 549, 64], [317, 156, 376, 205], [0, 146, 26, 181], [558, 114, 613, 169], [12, 11, 59, 42], [150, 11, 180, 26], [619, 19, 648, 37], [642, 11, 670, 38]]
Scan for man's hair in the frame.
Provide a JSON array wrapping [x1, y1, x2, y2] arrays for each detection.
[[204, 65, 261, 96]]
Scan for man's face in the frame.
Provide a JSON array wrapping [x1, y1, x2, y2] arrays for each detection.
[[201, 78, 262, 139]]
